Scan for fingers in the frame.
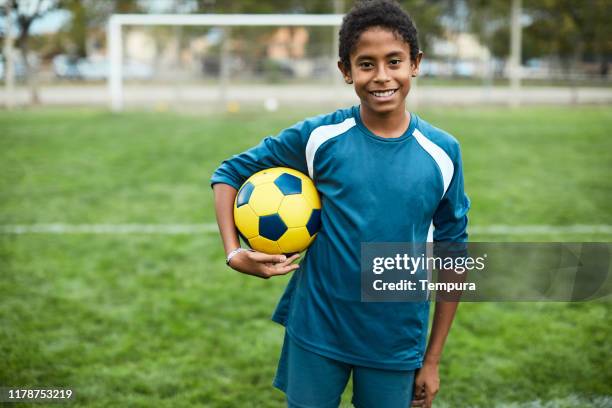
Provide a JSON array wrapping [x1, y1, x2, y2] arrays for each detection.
[[266, 260, 300, 277], [411, 384, 426, 407], [228, 250, 300, 279], [251, 251, 300, 278], [413, 384, 436, 408], [279, 253, 300, 266], [411, 398, 424, 407], [250, 251, 288, 264]]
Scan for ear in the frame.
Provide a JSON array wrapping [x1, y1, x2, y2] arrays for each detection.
[[337, 60, 353, 84], [411, 51, 424, 77]]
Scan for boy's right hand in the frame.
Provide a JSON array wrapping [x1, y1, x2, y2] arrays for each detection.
[[228, 251, 300, 279]]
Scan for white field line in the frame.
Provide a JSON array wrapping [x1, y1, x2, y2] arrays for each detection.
[[472, 224, 612, 235], [0, 223, 611, 235], [417, 394, 612, 408], [0, 223, 218, 234]]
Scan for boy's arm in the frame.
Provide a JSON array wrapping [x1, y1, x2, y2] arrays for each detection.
[[412, 301, 459, 408], [210, 122, 311, 191], [213, 183, 299, 278], [425, 300, 459, 365], [213, 183, 241, 255], [413, 141, 469, 407], [210, 118, 313, 274]]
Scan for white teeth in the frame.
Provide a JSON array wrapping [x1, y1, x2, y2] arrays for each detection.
[[372, 89, 396, 97]]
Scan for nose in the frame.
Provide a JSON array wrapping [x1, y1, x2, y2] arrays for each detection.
[[374, 63, 391, 83]]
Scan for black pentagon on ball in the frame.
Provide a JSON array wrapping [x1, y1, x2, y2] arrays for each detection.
[[236, 181, 255, 207], [306, 209, 321, 236], [274, 173, 302, 195], [259, 213, 288, 241]]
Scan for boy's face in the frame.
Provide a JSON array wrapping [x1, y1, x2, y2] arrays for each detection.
[[339, 27, 422, 116]]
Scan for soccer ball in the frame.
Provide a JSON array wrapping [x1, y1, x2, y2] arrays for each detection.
[[234, 167, 322, 254]]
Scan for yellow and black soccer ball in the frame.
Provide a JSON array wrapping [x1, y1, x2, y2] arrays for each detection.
[[234, 167, 322, 254]]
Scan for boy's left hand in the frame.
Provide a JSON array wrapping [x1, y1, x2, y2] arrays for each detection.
[[411, 361, 439, 407]]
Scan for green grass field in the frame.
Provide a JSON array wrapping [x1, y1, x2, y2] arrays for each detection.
[[1, 106, 611, 407]]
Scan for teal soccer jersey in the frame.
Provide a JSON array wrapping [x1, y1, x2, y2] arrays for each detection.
[[211, 105, 470, 370]]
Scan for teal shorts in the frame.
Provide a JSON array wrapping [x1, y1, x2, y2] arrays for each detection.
[[273, 332, 416, 408]]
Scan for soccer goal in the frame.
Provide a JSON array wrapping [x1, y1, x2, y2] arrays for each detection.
[[107, 14, 345, 112]]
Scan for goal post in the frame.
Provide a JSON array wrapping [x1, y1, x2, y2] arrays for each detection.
[[107, 13, 344, 112]]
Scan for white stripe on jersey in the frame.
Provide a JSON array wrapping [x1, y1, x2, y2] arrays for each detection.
[[427, 221, 434, 242], [412, 128, 454, 198], [305, 117, 356, 178]]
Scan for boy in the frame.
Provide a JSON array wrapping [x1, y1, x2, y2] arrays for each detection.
[[211, 1, 469, 407]]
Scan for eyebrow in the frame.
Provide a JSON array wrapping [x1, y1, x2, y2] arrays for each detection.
[[355, 50, 407, 61]]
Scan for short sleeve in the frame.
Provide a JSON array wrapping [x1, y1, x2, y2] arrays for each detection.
[[210, 121, 311, 190], [432, 145, 470, 242]]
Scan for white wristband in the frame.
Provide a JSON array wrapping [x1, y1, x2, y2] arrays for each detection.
[[225, 247, 252, 266]]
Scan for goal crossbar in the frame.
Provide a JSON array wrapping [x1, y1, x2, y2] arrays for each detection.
[[107, 13, 344, 111]]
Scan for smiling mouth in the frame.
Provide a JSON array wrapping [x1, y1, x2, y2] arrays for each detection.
[[370, 89, 398, 98]]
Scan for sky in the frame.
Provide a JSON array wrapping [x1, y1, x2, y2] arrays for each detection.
[[30, 9, 70, 34], [0, 0, 186, 36], [0, 8, 70, 35]]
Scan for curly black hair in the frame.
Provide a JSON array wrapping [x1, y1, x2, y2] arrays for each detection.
[[338, 0, 419, 70]]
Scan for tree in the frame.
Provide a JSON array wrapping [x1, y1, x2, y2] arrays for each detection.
[[10, 0, 59, 104], [467, 0, 611, 74], [3, 0, 16, 109], [465, 0, 512, 60], [55, 0, 141, 58], [193, 0, 330, 14], [62, 0, 85, 57], [524, 0, 611, 75], [400, 0, 444, 56]]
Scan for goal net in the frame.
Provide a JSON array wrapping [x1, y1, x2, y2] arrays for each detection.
[[106, 14, 358, 111]]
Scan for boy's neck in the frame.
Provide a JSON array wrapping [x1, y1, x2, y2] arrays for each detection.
[[360, 105, 410, 139]]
